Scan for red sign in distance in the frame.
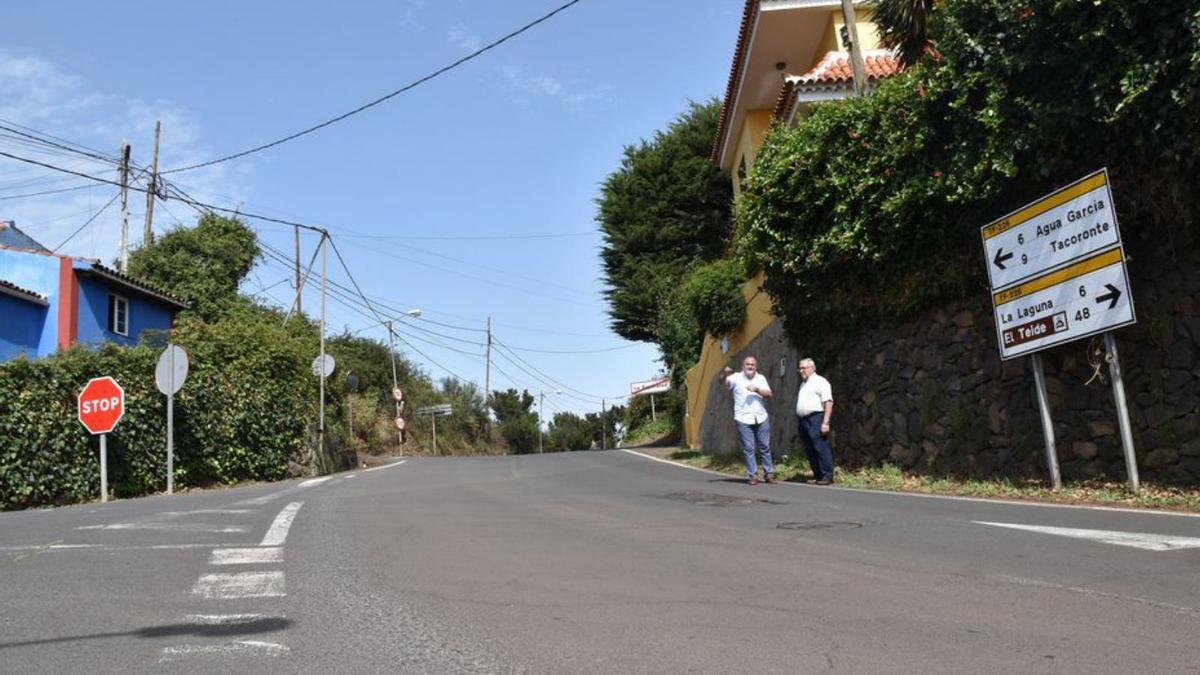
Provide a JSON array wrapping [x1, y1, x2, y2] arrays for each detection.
[[78, 376, 125, 435]]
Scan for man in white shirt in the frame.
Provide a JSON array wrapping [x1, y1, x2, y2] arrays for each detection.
[[720, 356, 775, 485], [795, 357, 835, 484]]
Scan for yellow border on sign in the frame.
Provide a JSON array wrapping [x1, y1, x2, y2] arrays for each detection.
[[982, 171, 1108, 240], [993, 248, 1123, 305]]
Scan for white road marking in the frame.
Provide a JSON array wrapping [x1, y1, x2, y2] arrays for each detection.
[[344, 474, 358, 479], [365, 459, 407, 473], [210, 547, 283, 565], [161, 509, 253, 516], [184, 613, 279, 625], [192, 571, 286, 599], [974, 521, 1200, 551], [159, 640, 289, 662], [75, 523, 247, 533], [0, 543, 243, 553], [620, 448, 1200, 519], [299, 476, 332, 488], [259, 502, 304, 546]]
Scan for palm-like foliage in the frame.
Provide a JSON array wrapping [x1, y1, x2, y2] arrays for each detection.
[[873, 0, 937, 66]]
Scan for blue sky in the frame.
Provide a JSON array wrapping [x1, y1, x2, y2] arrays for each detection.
[[0, 0, 741, 417]]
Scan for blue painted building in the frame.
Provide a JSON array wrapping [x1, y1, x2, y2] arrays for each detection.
[[0, 220, 189, 361]]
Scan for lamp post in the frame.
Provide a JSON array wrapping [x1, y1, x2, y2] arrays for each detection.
[[386, 308, 422, 453], [538, 389, 561, 453]]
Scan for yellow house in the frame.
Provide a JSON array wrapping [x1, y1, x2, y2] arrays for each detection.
[[683, 0, 900, 449]]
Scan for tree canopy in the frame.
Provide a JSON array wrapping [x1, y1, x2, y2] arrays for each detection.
[[127, 213, 260, 321], [596, 99, 733, 344]]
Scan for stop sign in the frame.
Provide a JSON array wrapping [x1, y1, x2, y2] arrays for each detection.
[[78, 376, 125, 435]]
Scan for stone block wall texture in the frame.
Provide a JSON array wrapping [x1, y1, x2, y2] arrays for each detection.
[[698, 246, 1200, 483]]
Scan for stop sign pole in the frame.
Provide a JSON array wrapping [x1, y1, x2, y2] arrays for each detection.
[[78, 376, 125, 503]]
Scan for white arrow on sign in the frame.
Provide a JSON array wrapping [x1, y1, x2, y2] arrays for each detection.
[[974, 521, 1200, 552], [991, 247, 1135, 360], [981, 169, 1122, 290]]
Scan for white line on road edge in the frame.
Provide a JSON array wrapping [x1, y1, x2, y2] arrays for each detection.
[[192, 571, 286, 599], [299, 476, 332, 488], [75, 523, 248, 533], [974, 521, 1200, 551], [619, 448, 1200, 519], [344, 474, 358, 479], [364, 459, 407, 473], [159, 640, 289, 662], [161, 509, 254, 516], [0, 543, 242, 553], [210, 547, 284, 565], [618, 449, 729, 478], [259, 502, 303, 547]]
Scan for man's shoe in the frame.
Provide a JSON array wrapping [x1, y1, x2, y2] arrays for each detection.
[[765, 474, 778, 484], [815, 478, 833, 485], [748, 477, 759, 486]]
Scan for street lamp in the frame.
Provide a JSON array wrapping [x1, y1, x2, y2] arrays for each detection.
[[386, 308, 422, 452], [538, 389, 561, 454]]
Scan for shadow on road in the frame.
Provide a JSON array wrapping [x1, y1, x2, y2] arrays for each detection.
[[0, 616, 291, 650]]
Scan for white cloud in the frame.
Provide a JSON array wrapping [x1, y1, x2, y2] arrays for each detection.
[[497, 65, 611, 111], [0, 49, 245, 264], [448, 27, 482, 53]]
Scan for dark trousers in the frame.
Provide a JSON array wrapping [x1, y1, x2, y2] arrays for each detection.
[[798, 412, 834, 480]]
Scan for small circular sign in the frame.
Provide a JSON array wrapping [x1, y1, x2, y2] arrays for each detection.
[[311, 354, 335, 378], [391, 387, 404, 402], [394, 416, 407, 431], [155, 344, 189, 396]]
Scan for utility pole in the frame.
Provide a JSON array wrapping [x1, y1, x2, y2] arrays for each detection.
[[485, 317, 492, 426], [601, 398, 606, 450], [538, 391, 546, 454], [318, 233, 327, 462], [839, 0, 868, 97], [118, 142, 131, 271], [142, 121, 161, 248], [387, 320, 403, 454], [294, 225, 302, 314]]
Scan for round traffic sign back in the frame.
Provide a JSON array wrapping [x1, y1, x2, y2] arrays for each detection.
[[155, 344, 189, 395], [78, 376, 125, 435]]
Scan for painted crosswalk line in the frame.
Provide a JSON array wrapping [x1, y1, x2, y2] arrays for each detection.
[[192, 571, 286, 599]]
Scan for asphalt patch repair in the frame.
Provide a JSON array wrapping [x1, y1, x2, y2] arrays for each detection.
[[663, 491, 788, 506]]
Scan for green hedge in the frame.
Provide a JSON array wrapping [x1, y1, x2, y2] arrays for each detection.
[[685, 259, 748, 338], [0, 307, 317, 510]]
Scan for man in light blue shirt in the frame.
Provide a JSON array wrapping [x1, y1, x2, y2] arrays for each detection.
[[721, 356, 775, 485]]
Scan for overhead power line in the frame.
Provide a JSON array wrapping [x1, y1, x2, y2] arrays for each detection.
[[161, 0, 586, 175]]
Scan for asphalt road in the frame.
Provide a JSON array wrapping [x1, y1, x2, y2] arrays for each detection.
[[2, 450, 1199, 673]]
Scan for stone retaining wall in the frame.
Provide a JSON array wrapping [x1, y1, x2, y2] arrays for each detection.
[[697, 247, 1200, 483]]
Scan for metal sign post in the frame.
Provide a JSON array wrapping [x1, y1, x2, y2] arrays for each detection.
[[78, 376, 125, 503], [100, 434, 108, 503], [1029, 353, 1062, 490], [155, 344, 189, 495], [981, 168, 1137, 489], [1104, 333, 1140, 491], [415, 404, 452, 456]]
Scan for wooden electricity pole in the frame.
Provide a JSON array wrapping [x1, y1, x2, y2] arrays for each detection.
[[119, 142, 131, 271], [143, 121, 161, 248], [294, 225, 302, 314], [839, 0, 868, 97]]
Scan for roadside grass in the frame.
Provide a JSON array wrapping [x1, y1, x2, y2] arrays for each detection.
[[624, 417, 676, 446], [664, 450, 1200, 513]]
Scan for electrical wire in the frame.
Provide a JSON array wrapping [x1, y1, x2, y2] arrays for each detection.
[[49, 189, 123, 253], [0, 182, 97, 201], [161, 0, 586, 174]]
